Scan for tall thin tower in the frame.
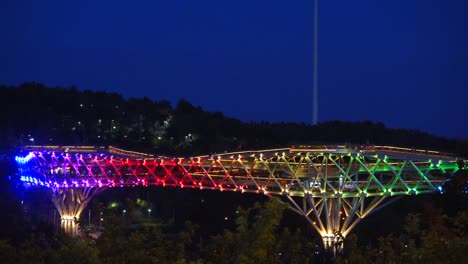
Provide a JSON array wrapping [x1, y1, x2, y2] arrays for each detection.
[[312, 0, 319, 125]]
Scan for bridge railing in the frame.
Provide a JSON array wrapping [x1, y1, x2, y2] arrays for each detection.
[[372, 145, 458, 159], [291, 144, 458, 159], [21, 144, 461, 162], [108, 146, 155, 158], [23, 145, 104, 153]]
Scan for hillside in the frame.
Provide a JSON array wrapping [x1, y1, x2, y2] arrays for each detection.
[[1, 82, 466, 157]]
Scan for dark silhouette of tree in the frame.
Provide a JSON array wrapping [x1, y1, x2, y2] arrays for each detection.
[[1, 82, 464, 157], [337, 206, 468, 264]]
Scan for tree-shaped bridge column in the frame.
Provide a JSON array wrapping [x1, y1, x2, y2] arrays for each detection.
[[50, 187, 104, 236], [287, 194, 400, 253]]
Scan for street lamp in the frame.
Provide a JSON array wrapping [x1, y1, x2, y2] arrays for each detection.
[[122, 209, 126, 217], [99, 212, 103, 228], [147, 209, 151, 219]]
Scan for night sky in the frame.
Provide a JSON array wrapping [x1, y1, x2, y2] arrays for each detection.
[[1, 0, 467, 138]]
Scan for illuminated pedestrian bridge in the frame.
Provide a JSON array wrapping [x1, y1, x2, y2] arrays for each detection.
[[15, 145, 465, 251]]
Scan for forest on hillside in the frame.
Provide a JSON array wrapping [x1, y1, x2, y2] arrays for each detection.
[[0, 82, 466, 157]]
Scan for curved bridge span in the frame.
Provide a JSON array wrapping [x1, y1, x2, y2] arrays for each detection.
[[16, 145, 465, 251]]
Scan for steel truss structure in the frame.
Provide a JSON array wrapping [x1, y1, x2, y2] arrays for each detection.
[[16, 145, 465, 250]]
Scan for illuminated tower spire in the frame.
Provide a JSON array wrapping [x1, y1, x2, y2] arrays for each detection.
[[313, 0, 319, 125]]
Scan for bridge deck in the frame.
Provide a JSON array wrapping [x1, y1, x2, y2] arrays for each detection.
[[22, 144, 460, 162], [16, 145, 464, 198]]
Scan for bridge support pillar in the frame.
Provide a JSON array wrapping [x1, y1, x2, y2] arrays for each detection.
[[286, 194, 399, 253], [322, 234, 344, 255], [49, 188, 104, 236], [61, 217, 79, 237]]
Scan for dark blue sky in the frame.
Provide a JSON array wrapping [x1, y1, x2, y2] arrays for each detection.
[[1, 0, 467, 138]]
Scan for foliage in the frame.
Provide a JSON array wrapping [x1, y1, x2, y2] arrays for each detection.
[[336, 207, 468, 264], [203, 198, 318, 264], [1, 83, 465, 157], [0, 231, 100, 264]]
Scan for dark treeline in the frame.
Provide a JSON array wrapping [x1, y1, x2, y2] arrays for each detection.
[[0, 82, 466, 157]]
